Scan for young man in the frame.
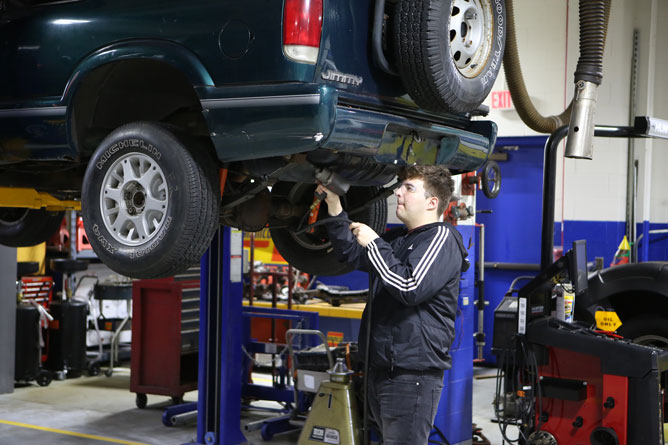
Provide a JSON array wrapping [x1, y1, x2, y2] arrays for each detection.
[[316, 165, 468, 445]]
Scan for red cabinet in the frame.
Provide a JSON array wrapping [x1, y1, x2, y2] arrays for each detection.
[[130, 277, 199, 406]]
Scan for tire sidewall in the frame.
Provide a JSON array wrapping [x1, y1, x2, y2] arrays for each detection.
[[82, 124, 195, 275], [433, 0, 506, 109]]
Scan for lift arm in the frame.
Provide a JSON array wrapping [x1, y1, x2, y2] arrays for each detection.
[[0, 187, 81, 211]]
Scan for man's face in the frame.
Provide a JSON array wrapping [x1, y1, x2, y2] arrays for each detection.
[[394, 178, 437, 225]]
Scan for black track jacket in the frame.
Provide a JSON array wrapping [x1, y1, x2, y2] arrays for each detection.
[[326, 211, 469, 371]]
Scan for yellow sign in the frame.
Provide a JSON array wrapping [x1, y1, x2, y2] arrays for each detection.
[[327, 331, 344, 347], [595, 310, 623, 332], [243, 228, 287, 265]]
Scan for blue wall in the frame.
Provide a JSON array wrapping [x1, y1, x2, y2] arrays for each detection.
[[475, 137, 545, 364]]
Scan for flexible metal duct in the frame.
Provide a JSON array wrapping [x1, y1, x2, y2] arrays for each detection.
[[504, 0, 610, 136]]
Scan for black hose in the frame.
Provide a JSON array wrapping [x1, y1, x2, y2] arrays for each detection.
[[372, 0, 397, 75], [574, 0, 611, 85], [363, 272, 373, 445]]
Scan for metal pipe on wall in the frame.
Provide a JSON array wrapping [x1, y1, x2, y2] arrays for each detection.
[[475, 224, 485, 360], [541, 125, 644, 271], [483, 262, 540, 271], [626, 29, 639, 262]]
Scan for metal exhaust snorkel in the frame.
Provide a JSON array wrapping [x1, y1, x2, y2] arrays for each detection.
[[564, 0, 611, 159]]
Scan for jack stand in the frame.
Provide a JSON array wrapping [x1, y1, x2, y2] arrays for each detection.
[[196, 227, 247, 444]]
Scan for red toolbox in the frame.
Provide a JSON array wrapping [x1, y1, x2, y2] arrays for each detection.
[[130, 275, 199, 408]]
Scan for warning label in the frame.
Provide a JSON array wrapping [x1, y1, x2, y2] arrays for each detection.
[[595, 310, 623, 332], [309, 426, 340, 444]]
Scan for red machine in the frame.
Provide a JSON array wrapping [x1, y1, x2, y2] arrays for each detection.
[[496, 317, 667, 445], [536, 347, 629, 444], [493, 241, 667, 445], [526, 317, 668, 445]]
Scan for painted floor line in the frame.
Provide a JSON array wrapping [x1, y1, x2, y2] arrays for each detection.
[[0, 419, 150, 445]]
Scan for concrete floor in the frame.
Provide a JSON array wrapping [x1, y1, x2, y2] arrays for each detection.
[[0, 367, 508, 445]]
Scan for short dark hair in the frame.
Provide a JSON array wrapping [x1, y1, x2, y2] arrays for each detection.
[[398, 165, 454, 214]]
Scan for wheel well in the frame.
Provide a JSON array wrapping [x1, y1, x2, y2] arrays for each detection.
[[70, 59, 212, 159], [608, 290, 668, 322]]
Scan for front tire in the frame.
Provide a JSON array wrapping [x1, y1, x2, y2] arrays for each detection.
[[82, 122, 219, 279]]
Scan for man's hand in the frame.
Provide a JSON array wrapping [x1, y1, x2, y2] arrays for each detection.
[[315, 184, 343, 216], [349, 222, 379, 248]]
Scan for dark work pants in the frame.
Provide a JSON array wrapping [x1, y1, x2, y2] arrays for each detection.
[[367, 367, 445, 445]]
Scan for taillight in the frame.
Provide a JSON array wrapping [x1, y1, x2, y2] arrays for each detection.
[[283, 0, 323, 64]]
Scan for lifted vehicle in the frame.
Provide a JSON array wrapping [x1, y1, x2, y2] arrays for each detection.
[[0, 0, 504, 278]]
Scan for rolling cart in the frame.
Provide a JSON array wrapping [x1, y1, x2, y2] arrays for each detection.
[[130, 272, 200, 409]]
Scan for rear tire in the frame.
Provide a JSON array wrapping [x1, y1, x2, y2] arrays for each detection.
[[0, 208, 64, 247], [270, 183, 387, 276]]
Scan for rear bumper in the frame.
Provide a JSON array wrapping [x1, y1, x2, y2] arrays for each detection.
[[197, 83, 496, 171]]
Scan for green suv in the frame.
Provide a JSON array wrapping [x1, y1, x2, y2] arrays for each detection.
[[0, 0, 504, 278]]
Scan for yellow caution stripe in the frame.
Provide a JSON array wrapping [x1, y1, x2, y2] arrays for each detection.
[[0, 419, 149, 445]]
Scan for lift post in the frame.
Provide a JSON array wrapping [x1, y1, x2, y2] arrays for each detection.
[[197, 226, 247, 445]]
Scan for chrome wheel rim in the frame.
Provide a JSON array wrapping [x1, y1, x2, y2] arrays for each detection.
[[449, 0, 494, 78], [100, 153, 168, 246]]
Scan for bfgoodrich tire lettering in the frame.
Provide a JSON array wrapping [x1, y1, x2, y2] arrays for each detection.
[[82, 122, 219, 279], [394, 0, 506, 113]]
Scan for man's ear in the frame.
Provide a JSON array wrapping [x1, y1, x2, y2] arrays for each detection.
[[426, 196, 439, 211]]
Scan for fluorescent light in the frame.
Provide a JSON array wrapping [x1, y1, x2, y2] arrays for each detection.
[[52, 19, 90, 25]]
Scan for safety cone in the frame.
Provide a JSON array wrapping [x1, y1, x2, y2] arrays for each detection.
[[610, 235, 631, 267]]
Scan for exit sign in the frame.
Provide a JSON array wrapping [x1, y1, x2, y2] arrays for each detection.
[[491, 90, 513, 110]]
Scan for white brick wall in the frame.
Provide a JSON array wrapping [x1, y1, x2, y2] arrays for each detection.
[[650, 0, 668, 223]]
